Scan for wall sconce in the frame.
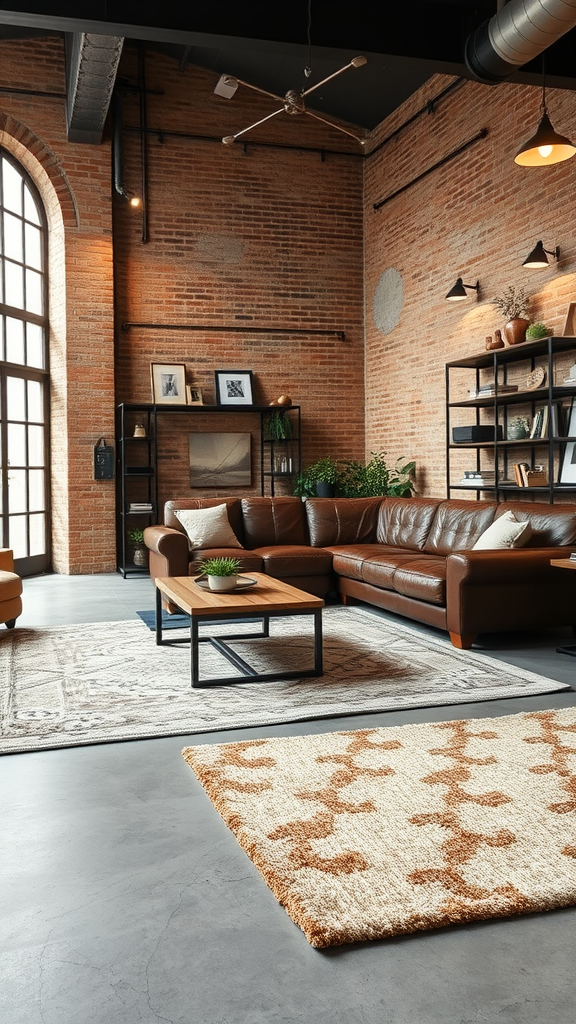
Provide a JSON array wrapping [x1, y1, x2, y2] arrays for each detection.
[[522, 240, 559, 268], [514, 88, 576, 167], [214, 74, 239, 99], [445, 277, 480, 301]]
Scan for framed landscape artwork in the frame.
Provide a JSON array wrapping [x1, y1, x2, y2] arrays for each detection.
[[189, 432, 252, 487], [151, 363, 186, 405], [214, 369, 254, 406]]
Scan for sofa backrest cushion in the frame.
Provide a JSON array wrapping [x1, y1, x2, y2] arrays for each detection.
[[497, 501, 576, 547], [305, 497, 383, 547], [424, 500, 498, 555], [241, 497, 307, 547], [377, 497, 442, 550], [164, 498, 244, 544]]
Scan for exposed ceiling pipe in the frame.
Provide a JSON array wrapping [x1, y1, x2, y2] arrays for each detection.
[[465, 0, 576, 84]]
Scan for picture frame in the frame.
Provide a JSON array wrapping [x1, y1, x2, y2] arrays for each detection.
[[150, 363, 187, 405], [189, 432, 252, 487], [214, 369, 254, 407], [561, 302, 576, 337], [186, 385, 204, 406], [560, 399, 576, 482]]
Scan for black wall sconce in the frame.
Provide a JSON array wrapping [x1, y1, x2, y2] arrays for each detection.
[[445, 277, 480, 301], [522, 240, 559, 269]]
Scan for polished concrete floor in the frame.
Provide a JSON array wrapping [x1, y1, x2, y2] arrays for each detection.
[[2, 572, 576, 1024]]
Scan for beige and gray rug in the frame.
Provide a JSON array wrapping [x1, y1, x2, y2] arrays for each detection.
[[182, 707, 576, 947], [0, 606, 570, 754]]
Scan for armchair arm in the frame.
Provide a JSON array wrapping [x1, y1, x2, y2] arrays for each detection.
[[143, 525, 189, 581], [0, 548, 16, 572]]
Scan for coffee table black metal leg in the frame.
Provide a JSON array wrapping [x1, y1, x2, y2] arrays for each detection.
[[314, 608, 323, 674], [191, 616, 200, 687], [155, 586, 163, 645]]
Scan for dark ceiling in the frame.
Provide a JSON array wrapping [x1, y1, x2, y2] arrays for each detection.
[[0, 2, 575, 142]]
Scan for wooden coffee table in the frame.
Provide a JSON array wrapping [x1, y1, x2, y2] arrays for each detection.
[[154, 572, 324, 687]]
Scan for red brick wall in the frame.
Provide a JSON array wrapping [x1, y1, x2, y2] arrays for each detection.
[[364, 74, 576, 498]]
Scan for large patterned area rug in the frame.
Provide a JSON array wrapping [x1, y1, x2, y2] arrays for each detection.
[[0, 606, 570, 754], [182, 708, 576, 947]]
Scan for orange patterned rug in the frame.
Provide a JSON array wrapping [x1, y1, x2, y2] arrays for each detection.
[[182, 708, 576, 947]]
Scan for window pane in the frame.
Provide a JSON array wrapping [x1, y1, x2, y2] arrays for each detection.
[[29, 513, 45, 556], [8, 468, 27, 512], [26, 323, 44, 368], [27, 379, 43, 422], [4, 211, 23, 262], [6, 317, 25, 364], [8, 422, 26, 466], [9, 515, 27, 559], [25, 268, 43, 314], [29, 469, 44, 511], [28, 424, 44, 466], [2, 159, 22, 215], [7, 376, 26, 420], [25, 222, 42, 270], [24, 184, 41, 225], [5, 260, 24, 309]]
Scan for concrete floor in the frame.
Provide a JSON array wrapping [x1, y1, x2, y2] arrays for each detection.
[[1, 572, 576, 1024]]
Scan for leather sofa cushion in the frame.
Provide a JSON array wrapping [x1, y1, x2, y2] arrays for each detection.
[[377, 497, 442, 549], [0, 570, 23, 602], [165, 498, 244, 544], [241, 497, 307, 547], [330, 545, 413, 586], [424, 500, 497, 555], [189, 549, 263, 574], [497, 501, 576, 547], [306, 497, 383, 547], [391, 557, 447, 604], [253, 544, 333, 577]]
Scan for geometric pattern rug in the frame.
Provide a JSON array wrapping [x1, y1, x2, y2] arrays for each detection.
[[0, 606, 571, 754], [182, 707, 576, 947]]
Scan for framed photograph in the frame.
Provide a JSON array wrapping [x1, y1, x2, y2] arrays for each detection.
[[186, 385, 204, 406], [214, 369, 254, 407], [561, 302, 576, 337], [189, 432, 252, 487], [560, 399, 576, 482], [150, 363, 186, 405]]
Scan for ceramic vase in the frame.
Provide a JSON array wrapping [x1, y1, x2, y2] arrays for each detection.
[[133, 546, 148, 567], [207, 575, 238, 591], [503, 318, 530, 346]]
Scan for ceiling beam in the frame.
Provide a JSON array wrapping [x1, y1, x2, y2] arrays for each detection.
[[64, 32, 124, 144]]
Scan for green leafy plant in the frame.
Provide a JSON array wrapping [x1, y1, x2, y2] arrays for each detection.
[[507, 416, 530, 439], [526, 322, 551, 340], [127, 527, 145, 545], [338, 452, 416, 498], [492, 286, 530, 321], [264, 409, 293, 440], [199, 556, 242, 577], [294, 456, 339, 496]]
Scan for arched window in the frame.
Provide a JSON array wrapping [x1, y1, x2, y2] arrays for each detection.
[[0, 148, 50, 576]]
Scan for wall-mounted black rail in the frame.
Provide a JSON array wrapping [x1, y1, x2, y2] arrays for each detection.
[[373, 128, 489, 210], [365, 78, 465, 160], [121, 322, 346, 340]]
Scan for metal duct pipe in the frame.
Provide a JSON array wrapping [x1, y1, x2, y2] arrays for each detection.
[[465, 0, 576, 84]]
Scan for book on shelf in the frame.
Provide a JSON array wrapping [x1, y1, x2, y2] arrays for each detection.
[[468, 384, 518, 398], [512, 463, 547, 487], [458, 469, 495, 486], [128, 502, 153, 512]]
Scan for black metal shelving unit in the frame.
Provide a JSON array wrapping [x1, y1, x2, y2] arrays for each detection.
[[445, 336, 576, 503], [116, 403, 301, 576]]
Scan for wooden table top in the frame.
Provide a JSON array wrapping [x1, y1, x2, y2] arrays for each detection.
[[550, 558, 576, 570], [155, 572, 325, 618]]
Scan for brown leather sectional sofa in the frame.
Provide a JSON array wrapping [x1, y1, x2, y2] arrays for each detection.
[[144, 495, 576, 649]]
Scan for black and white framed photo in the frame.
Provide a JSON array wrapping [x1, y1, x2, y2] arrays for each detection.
[[186, 385, 204, 406], [560, 399, 576, 482], [150, 363, 187, 405], [214, 369, 254, 407]]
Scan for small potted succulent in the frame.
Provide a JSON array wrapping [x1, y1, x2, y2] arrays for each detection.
[[507, 416, 530, 440], [127, 527, 147, 567], [526, 322, 552, 340], [199, 555, 243, 591], [492, 286, 530, 346]]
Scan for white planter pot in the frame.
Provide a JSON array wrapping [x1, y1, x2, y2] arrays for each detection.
[[207, 575, 238, 591]]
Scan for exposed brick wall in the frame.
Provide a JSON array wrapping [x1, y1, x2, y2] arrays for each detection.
[[364, 74, 576, 499]]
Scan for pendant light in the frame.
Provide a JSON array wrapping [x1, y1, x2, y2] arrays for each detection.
[[514, 82, 576, 167]]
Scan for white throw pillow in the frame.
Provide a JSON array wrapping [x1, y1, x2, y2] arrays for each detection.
[[472, 510, 532, 550], [174, 504, 242, 550]]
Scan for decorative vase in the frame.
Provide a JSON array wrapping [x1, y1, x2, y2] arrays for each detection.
[[503, 318, 530, 346], [133, 546, 148, 567], [207, 575, 238, 591], [507, 421, 529, 440], [315, 482, 336, 497]]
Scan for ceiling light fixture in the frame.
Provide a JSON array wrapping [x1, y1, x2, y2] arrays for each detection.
[[522, 240, 560, 268], [514, 86, 576, 167], [214, 75, 239, 99], [445, 277, 480, 301]]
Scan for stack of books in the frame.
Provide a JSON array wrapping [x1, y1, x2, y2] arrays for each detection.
[[468, 383, 518, 399], [458, 469, 496, 487], [512, 464, 548, 487], [128, 502, 153, 512], [529, 402, 564, 438]]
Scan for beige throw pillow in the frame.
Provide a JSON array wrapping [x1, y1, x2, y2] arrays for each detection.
[[472, 510, 532, 550], [174, 504, 242, 550]]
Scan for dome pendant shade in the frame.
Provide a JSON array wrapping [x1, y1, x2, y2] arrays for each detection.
[[514, 110, 576, 167]]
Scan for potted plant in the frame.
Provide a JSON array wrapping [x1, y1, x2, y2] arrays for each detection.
[[198, 555, 243, 591], [338, 452, 416, 498], [127, 527, 147, 567], [492, 286, 530, 346], [526, 322, 552, 340], [264, 409, 293, 440], [507, 415, 530, 440], [294, 456, 339, 497]]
